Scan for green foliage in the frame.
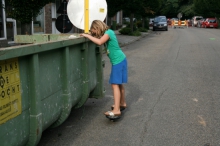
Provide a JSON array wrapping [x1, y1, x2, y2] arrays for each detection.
[[157, 0, 195, 18], [144, 19, 149, 29], [107, 0, 220, 31], [110, 23, 122, 30], [178, 4, 194, 17], [159, 0, 180, 16], [107, 0, 162, 32], [126, 23, 138, 31], [106, 0, 123, 17], [116, 24, 123, 29], [120, 0, 161, 16], [131, 30, 141, 36], [194, 0, 220, 17], [119, 27, 131, 35], [6, 0, 53, 23], [138, 27, 148, 32], [123, 21, 130, 25], [119, 27, 141, 36], [141, 0, 162, 17], [136, 21, 142, 28]]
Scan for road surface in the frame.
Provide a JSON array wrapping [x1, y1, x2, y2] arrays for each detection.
[[38, 27, 220, 146]]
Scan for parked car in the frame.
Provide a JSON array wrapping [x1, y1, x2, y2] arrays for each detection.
[[197, 18, 206, 28], [153, 16, 168, 31], [202, 18, 218, 28], [192, 16, 203, 27]]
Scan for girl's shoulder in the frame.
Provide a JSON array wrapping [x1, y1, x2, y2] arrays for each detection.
[[105, 29, 115, 34]]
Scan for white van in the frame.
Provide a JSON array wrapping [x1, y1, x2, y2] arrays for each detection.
[[192, 16, 203, 27]]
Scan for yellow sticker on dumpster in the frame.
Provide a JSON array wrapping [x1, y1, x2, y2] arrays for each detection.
[[0, 58, 21, 125]]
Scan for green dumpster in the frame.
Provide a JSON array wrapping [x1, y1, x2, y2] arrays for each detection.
[[0, 34, 105, 146]]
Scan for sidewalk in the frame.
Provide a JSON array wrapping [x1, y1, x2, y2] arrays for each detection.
[[114, 30, 150, 47]]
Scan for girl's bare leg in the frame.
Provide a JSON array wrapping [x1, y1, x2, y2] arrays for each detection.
[[105, 84, 121, 115], [111, 84, 127, 109], [119, 84, 126, 107]]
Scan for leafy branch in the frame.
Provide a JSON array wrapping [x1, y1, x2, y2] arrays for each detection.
[[6, 0, 53, 23]]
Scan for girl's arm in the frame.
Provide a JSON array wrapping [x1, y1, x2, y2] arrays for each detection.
[[80, 33, 109, 45]]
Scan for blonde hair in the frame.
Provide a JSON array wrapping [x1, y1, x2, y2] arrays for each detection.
[[90, 20, 109, 38]]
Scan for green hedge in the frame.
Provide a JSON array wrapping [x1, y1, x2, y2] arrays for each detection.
[[138, 27, 148, 32], [119, 27, 141, 36], [119, 27, 131, 35]]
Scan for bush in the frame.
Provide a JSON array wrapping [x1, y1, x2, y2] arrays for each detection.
[[116, 24, 123, 29], [123, 21, 130, 25], [145, 19, 149, 29], [138, 27, 148, 32], [110, 24, 123, 30], [126, 23, 138, 31], [136, 21, 142, 28], [119, 27, 131, 35], [119, 27, 142, 36], [131, 31, 141, 36]]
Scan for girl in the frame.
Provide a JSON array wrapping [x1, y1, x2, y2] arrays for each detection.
[[80, 20, 127, 119]]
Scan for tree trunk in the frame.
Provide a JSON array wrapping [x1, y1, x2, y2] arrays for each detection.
[[216, 17, 220, 28], [142, 17, 145, 28], [21, 22, 32, 35], [130, 13, 134, 32]]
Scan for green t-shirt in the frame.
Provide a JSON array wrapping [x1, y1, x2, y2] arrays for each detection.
[[104, 29, 126, 65]]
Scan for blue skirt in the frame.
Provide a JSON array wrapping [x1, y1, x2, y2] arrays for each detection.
[[109, 58, 128, 84]]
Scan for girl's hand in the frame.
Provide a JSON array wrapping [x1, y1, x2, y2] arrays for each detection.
[[80, 33, 90, 38], [79, 33, 109, 46]]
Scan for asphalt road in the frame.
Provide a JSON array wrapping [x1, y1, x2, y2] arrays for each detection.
[[38, 27, 220, 146]]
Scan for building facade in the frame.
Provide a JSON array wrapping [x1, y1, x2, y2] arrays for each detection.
[[0, 0, 122, 48]]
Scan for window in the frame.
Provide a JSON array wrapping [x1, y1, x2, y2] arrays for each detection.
[[6, 18, 16, 43], [33, 8, 45, 34], [208, 19, 216, 23], [6, 22, 13, 41], [0, 0, 6, 39]]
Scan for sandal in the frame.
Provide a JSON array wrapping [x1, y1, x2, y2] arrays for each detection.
[[105, 111, 121, 119], [111, 105, 126, 111]]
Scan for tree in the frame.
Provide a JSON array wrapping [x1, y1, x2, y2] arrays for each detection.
[[137, 0, 162, 28], [106, 0, 123, 28], [120, 0, 162, 32], [194, 0, 220, 17], [120, 0, 142, 32], [6, 0, 53, 34], [106, 0, 122, 18], [156, 0, 194, 18], [106, 0, 163, 32]]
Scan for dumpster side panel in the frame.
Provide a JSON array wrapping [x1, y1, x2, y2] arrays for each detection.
[[89, 45, 105, 99], [38, 51, 63, 130], [70, 80, 83, 106], [38, 51, 62, 100], [27, 54, 43, 145], [73, 43, 90, 108], [49, 47, 73, 128], [88, 42, 97, 92], [19, 57, 30, 111], [69, 44, 83, 106], [41, 92, 62, 130], [0, 37, 105, 146]]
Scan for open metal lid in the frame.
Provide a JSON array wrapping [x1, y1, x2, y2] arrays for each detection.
[[67, 0, 107, 30]]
